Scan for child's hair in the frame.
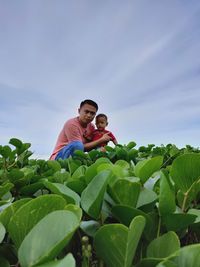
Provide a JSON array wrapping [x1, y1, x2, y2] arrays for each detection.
[[96, 113, 108, 121]]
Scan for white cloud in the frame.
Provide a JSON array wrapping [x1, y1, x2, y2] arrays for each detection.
[[0, 1, 200, 158]]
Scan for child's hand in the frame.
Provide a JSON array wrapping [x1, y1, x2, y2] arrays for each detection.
[[101, 132, 112, 142], [100, 147, 106, 152]]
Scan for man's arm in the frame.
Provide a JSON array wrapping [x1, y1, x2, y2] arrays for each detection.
[[84, 132, 112, 151]]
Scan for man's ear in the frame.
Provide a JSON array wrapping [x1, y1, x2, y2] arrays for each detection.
[[78, 108, 80, 114], [106, 122, 108, 126]]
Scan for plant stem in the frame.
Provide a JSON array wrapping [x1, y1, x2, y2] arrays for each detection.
[[99, 259, 104, 267], [157, 216, 161, 238], [182, 192, 188, 212]]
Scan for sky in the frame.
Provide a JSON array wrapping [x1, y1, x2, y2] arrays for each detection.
[[0, 0, 200, 159]]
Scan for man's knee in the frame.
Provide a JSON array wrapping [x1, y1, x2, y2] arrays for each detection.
[[72, 141, 84, 152]]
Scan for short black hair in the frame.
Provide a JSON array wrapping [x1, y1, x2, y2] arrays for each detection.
[[96, 113, 108, 121], [80, 99, 98, 111]]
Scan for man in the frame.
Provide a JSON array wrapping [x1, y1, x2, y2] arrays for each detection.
[[50, 99, 112, 160]]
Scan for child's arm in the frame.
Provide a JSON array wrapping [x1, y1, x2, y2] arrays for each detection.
[[108, 132, 118, 145], [113, 139, 118, 145]]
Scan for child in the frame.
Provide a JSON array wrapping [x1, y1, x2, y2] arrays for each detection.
[[84, 113, 118, 149]]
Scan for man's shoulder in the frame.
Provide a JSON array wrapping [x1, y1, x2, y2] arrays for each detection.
[[65, 117, 79, 126]]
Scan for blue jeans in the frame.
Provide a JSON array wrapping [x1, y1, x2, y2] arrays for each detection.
[[55, 141, 84, 160]]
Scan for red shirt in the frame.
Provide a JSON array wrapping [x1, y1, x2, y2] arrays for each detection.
[[92, 129, 116, 147]]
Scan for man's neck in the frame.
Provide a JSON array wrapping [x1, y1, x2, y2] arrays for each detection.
[[78, 117, 87, 128]]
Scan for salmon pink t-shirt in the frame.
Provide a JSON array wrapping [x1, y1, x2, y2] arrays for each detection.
[[50, 117, 95, 160]]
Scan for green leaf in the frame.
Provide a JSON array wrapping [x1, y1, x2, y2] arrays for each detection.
[[47, 160, 61, 172], [112, 205, 153, 233], [80, 220, 101, 237], [18, 210, 79, 267], [35, 253, 76, 267], [7, 169, 24, 182], [8, 195, 66, 248], [172, 244, 200, 267], [170, 153, 200, 192], [44, 182, 80, 205], [0, 198, 31, 229], [0, 183, 14, 198], [137, 187, 157, 209], [109, 179, 140, 207], [0, 222, 6, 243], [135, 258, 162, 267], [159, 171, 176, 216], [72, 165, 87, 180], [9, 138, 23, 149], [126, 141, 137, 149], [0, 145, 12, 158], [94, 216, 146, 267], [19, 182, 45, 196], [135, 156, 163, 184], [187, 209, 200, 224], [81, 170, 111, 219], [147, 231, 180, 258], [67, 178, 86, 194], [163, 213, 197, 231], [84, 158, 112, 184], [156, 260, 177, 267], [114, 160, 130, 169], [0, 257, 10, 267], [65, 204, 82, 221]]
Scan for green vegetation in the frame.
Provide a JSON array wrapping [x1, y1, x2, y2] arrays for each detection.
[[0, 138, 200, 267]]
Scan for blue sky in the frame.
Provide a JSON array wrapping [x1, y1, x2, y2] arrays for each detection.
[[1, 0, 200, 158]]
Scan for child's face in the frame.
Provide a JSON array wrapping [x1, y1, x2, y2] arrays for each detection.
[[95, 117, 108, 130]]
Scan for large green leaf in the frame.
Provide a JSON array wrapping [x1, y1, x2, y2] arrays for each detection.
[[147, 231, 180, 258], [94, 216, 146, 267], [34, 253, 76, 267], [109, 178, 140, 207], [8, 195, 66, 248], [112, 205, 152, 230], [170, 153, 200, 192], [18, 210, 79, 267], [135, 156, 163, 184], [173, 244, 200, 267], [84, 158, 111, 184], [81, 170, 111, 219], [0, 198, 31, 229], [159, 171, 176, 216], [44, 182, 80, 205]]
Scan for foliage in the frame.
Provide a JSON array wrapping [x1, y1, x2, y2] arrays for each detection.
[[0, 138, 199, 266]]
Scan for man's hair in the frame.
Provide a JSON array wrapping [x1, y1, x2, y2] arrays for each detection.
[[96, 113, 108, 121], [80, 99, 98, 111]]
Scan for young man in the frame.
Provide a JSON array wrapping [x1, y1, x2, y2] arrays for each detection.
[[50, 99, 112, 160]]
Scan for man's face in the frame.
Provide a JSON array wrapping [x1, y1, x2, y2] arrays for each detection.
[[78, 104, 97, 126]]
